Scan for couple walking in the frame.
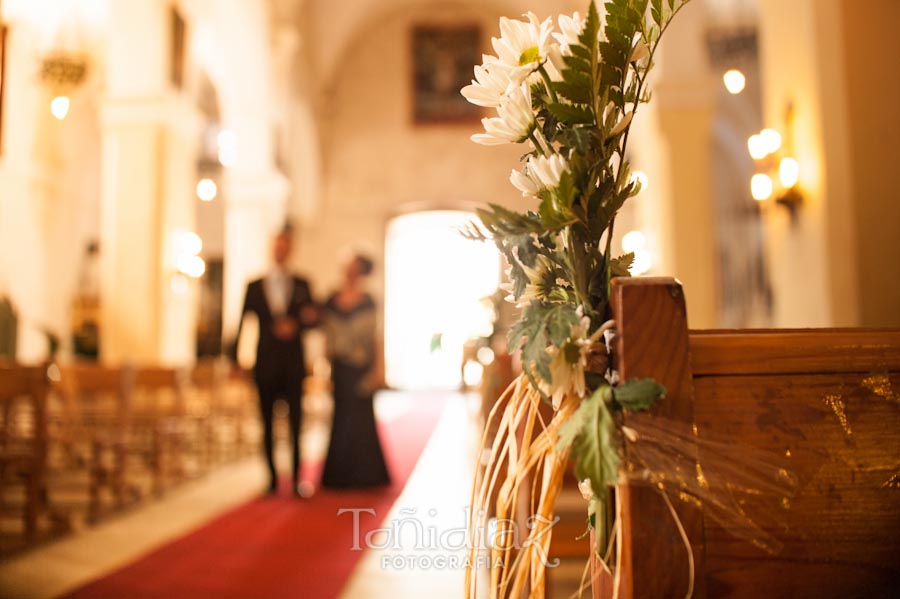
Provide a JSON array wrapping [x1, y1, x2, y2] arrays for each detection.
[[232, 225, 390, 497]]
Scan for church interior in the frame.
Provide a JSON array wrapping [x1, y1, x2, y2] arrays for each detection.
[[0, 0, 898, 597]]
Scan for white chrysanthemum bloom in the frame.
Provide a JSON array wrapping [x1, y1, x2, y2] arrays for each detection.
[[510, 154, 570, 198], [488, 12, 555, 85], [530, 153, 569, 189], [510, 167, 542, 197], [553, 12, 584, 56], [578, 479, 594, 501], [472, 83, 535, 146], [518, 254, 556, 304], [461, 61, 513, 108], [544, 309, 605, 409]]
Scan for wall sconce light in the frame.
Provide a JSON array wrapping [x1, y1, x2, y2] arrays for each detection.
[[196, 178, 218, 202], [621, 230, 653, 276], [40, 51, 88, 120], [171, 230, 206, 295], [748, 103, 803, 221], [723, 69, 746, 95]]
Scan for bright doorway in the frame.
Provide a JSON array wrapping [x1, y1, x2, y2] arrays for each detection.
[[385, 211, 501, 390]]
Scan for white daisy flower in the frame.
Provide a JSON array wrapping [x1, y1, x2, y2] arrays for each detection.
[[472, 83, 535, 146], [553, 12, 585, 57], [544, 309, 605, 409], [518, 254, 556, 304], [488, 12, 555, 86], [510, 167, 542, 197], [510, 154, 570, 198], [529, 153, 569, 189], [461, 61, 513, 108]]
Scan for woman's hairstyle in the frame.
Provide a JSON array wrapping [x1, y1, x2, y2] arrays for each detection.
[[354, 253, 374, 276]]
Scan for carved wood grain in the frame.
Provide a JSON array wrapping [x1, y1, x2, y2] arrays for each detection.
[[610, 277, 707, 599]]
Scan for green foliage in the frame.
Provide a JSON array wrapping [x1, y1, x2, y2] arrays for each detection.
[[608, 253, 635, 278], [481, 0, 690, 444], [509, 302, 581, 382], [613, 378, 667, 411], [557, 385, 619, 553], [466, 0, 693, 557]]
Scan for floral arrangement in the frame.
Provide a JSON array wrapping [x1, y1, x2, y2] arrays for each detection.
[[460, 1, 693, 596]]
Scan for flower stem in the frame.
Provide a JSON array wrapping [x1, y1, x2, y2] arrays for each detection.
[[538, 63, 559, 105], [529, 128, 552, 157]]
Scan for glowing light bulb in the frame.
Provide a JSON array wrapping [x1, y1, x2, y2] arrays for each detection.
[[196, 178, 217, 202], [748, 134, 768, 160], [463, 361, 484, 387], [779, 157, 800, 188], [176, 254, 206, 278], [751, 174, 774, 201], [631, 170, 649, 192], [630, 250, 653, 276], [760, 128, 783, 154], [50, 96, 71, 120], [176, 231, 203, 256], [622, 230, 647, 254], [723, 69, 746, 94], [217, 130, 237, 167], [476, 346, 495, 365]]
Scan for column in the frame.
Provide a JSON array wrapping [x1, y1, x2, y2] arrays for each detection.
[[99, 0, 200, 363], [633, 3, 719, 329]]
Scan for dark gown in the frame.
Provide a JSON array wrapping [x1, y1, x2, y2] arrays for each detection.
[[320, 293, 391, 488]]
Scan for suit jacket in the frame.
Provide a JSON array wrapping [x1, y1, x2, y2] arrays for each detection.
[[234, 275, 315, 385]]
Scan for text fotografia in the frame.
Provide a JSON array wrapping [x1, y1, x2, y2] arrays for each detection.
[[337, 507, 562, 568], [380, 554, 525, 571]]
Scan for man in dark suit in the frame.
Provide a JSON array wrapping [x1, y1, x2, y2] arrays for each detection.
[[232, 225, 318, 497]]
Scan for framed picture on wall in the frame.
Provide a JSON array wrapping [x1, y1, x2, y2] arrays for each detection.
[[411, 24, 481, 124]]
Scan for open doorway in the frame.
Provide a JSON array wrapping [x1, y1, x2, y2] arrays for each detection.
[[385, 211, 501, 390]]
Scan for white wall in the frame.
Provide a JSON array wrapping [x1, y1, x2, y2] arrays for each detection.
[[296, 2, 534, 303], [0, 4, 104, 361]]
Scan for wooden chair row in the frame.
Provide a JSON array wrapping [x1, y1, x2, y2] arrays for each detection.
[[0, 359, 259, 555]]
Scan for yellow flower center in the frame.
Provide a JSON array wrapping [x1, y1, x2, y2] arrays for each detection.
[[519, 46, 541, 66]]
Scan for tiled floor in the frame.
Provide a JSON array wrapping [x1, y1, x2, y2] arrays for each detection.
[[0, 392, 482, 599]]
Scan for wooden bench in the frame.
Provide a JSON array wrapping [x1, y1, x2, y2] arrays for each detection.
[[0, 365, 49, 545], [589, 277, 900, 598], [51, 363, 137, 521]]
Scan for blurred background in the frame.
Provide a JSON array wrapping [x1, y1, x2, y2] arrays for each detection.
[[0, 1, 899, 595], [0, 0, 899, 378]]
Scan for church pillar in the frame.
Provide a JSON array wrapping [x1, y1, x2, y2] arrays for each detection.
[[634, 3, 719, 328], [99, 0, 200, 363], [756, 0, 853, 327], [758, 0, 900, 327]]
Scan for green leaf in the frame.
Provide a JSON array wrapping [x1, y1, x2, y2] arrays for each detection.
[[609, 253, 635, 277], [554, 79, 592, 106], [556, 385, 619, 491], [547, 102, 595, 125], [613, 378, 667, 412], [546, 303, 580, 347]]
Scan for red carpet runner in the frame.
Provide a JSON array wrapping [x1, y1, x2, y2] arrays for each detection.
[[60, 394, 448, 599]]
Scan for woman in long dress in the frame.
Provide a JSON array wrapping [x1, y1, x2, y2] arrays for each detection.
[[321, 253, 391, 488]]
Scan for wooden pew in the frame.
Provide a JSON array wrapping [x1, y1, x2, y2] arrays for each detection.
[[50, 364, 138, 522], [594, 277, 900, 598], [189, 358, 254, 466], [130, 366, 192, 496], [0, 365, 49, 546]]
